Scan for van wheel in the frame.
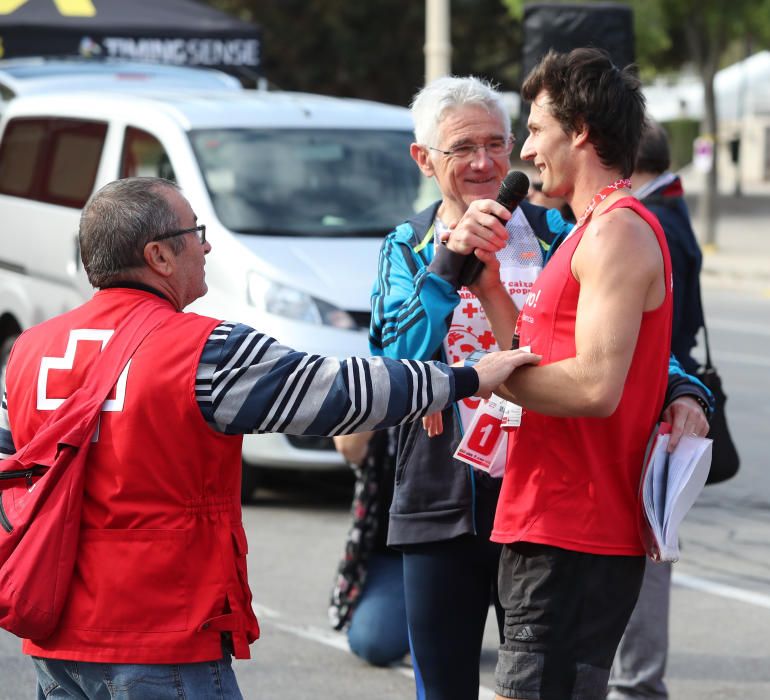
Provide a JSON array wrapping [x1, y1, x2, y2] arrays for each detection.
[[0, 334, 18, 396], [241, 464, 261, 503]]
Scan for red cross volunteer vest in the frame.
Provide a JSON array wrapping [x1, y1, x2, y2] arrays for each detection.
[[6, 288, 258, 663], [492, 198, 673, 555]]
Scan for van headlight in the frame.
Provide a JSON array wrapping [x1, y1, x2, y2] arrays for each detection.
[[247, 271, 357, 330]]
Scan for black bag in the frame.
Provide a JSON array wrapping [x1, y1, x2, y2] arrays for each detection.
[[696, 324, 740, 485]]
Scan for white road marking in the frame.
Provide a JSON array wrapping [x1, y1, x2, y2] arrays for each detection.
[[254, 571, 770, 698], [692, 348, 770, 367], [708, 350, 770, 367], [673, 572, 770, 609], [252, 603, 497, 698], [708, 319, 770, 338]]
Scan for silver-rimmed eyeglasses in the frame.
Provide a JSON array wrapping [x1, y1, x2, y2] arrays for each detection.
[[153, 224, 206, 245], [428, 136, 515, 161]]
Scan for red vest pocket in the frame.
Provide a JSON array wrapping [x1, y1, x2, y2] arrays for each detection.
[[63, 528, 190, 633]]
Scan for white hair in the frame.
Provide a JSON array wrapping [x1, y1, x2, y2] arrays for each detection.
[[410, 75, 510, 148]]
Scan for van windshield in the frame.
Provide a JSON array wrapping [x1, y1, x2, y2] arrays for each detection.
[[189, 128, 438, 236]]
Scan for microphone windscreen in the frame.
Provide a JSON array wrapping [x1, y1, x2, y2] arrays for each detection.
[[497, 171, 530, 210]]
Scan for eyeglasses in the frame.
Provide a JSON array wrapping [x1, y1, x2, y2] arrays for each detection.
[[428, 136, 515, 161], [153, 224, 206, 245]]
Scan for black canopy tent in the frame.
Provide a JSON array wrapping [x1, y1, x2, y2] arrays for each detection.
[[0, 0, 261, 77]]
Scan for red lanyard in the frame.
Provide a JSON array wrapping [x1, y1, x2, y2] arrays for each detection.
[[572, 178, 632, 231], [512, 177, 631, 347]]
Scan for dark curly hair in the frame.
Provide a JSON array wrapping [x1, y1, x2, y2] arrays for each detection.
[[522, 47, 645, 178]]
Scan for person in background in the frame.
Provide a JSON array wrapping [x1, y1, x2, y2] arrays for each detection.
[[608, 119, 707, 700], [631, 118, 705, 375], [329, 429, 409, 667], [0, 176, 537, 700], [369, 74, 710, 700]]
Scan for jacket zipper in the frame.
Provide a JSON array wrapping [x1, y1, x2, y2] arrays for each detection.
[[0, 467, 46, 533], [447, 352, 478, 537], [0, 467, 45, 482], [0, 494, 12, 533], [453, 400, 477, 535]]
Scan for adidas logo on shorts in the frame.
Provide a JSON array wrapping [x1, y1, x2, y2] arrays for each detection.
[[512, 625, 537, 642]]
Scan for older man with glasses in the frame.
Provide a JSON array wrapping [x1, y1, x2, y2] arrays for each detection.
[[369, 75, 575, 700]]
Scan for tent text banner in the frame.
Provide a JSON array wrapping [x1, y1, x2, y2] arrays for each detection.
[[0, 0, 261, 72]]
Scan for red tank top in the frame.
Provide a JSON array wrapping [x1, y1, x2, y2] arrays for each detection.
[[492, 197, 672, 555]]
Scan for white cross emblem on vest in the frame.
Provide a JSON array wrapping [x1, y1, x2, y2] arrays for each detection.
[[36, 329, 131, 415]]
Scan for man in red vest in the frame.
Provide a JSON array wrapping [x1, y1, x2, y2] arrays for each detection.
[[468, 49, 707, 700], [0, 176, 536, 698]]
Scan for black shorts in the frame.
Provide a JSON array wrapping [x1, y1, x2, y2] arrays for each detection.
[[495, 542, 645, 700]]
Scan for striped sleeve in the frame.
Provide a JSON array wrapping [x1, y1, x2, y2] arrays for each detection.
[[196, 322, 478, 436]]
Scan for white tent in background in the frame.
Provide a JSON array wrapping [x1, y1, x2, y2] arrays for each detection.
[[714, 51, 770, 122], [643, 76, 704, 123], [644, 51, 770, 123], [643, 51, 770, 182]]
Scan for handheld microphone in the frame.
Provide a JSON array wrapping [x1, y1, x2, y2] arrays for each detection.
[[457, 170, 530, 287]]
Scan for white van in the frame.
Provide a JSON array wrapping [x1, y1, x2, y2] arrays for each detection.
[[0, 59, 436, 496]]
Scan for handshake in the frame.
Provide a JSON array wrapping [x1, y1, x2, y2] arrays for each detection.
[[424, 348, 540, 439], [470, 348, 540, 399]]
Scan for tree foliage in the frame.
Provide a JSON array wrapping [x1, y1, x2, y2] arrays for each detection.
[[209, 0, 423, 104], [207, 0, 524, 106], [504, 0, 770, 244], [503, 0, 684, 76], [637, 0, 770, 244], [502, 0, 770, 71]]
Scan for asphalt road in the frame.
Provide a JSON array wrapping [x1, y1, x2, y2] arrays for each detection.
[[1, 283, 769, 699]]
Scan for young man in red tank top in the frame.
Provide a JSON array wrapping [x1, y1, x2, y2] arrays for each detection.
[[469, 48, 694, 700]]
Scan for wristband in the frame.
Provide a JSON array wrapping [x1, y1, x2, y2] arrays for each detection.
[[676, 393, 710, 416], [692, 395, 710, 416], [463, 350, 488, 368]]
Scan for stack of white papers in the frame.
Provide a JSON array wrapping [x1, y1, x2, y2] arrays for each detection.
[[640, 424, 713, 562]]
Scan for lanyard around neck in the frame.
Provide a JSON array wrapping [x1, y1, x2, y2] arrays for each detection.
[[565, 178, 632, 240]]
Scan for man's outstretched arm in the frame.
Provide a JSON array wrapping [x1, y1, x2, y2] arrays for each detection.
[[196, 322, 539, 436]]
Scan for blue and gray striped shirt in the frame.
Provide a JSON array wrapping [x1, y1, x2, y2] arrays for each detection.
[[1, 321, 478, 457]]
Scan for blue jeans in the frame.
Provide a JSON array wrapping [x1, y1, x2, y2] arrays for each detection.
[[347, 551, 410, 666], [31, 654, 243, 699]]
